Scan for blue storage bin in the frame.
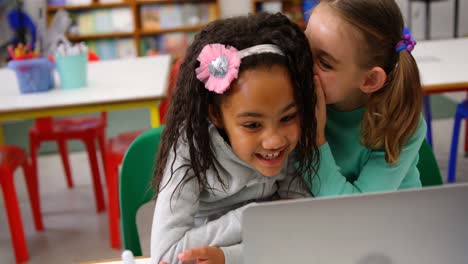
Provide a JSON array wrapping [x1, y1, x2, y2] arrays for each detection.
[[7, 58, 54, 94]]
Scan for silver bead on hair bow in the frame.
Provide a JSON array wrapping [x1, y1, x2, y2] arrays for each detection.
[[208, 55, 229, 78]]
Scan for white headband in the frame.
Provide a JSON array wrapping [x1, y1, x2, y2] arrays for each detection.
[[238, 44, 285, 58]]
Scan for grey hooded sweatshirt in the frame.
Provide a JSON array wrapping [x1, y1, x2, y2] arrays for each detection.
[[151, 125, 310, 264]]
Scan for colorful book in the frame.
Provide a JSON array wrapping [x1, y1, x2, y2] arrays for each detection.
[[111, 8, 134, 32], [116, 38, 136, 58], [94, 10, 113, 33], [141, 5, 161, 30], [159, 5, 183, 29]]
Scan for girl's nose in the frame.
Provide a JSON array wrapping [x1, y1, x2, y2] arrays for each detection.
[[262, 132, 287, 150], [313, 63, 319, 73]]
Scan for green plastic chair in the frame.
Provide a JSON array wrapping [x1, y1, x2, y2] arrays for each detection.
[[119, 125, 164, 256], [417, 139, 443, 186]]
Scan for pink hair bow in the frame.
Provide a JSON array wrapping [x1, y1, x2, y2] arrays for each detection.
[[195, 44, 241, 94]]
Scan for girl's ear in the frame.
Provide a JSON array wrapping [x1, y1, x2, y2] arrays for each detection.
[[208, 105, 223, 128], [360, 66, 387, 94]]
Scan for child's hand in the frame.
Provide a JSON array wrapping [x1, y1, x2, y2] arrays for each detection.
[[314, 75, 327, 146], [178, 246, 225, 264]]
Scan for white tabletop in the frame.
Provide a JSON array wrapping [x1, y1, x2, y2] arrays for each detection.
[[85, 258, 151, 264], [0, 55, 171, 114], [413, 37, 468, 91]]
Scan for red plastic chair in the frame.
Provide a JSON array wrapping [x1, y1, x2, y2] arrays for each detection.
[[28, 52, 106, 212], [29, 113, 107, 212], [105, 58, 181, 249], [105, 129, 146, 249], [0, 145, 43, 263]]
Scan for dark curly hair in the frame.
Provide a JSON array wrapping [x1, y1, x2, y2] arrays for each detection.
[[153, 12, 319, 197]]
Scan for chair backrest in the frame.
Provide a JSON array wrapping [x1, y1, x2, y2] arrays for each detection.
[[120, 125, 164, 256], [417, 139, 443, 186]]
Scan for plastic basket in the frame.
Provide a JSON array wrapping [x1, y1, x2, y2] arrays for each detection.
[[7, 58, 54, 94]]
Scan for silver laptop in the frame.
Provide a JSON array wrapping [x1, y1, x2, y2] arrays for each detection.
[[243, 184, 468, 264]]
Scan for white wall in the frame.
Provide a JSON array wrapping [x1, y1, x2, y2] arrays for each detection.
[[396, 0, 467, 39], [219, 0, 468, 39]]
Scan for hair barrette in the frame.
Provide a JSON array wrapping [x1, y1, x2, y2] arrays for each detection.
[[396, 27, 416, 53]]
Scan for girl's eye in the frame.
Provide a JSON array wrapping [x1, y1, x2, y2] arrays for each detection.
[[243, 123, 261, 129], [281, 113, 297, 123], [319, 59, 333, 70]]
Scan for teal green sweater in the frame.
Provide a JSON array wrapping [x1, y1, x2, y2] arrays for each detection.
[[311, 106, 426, 197]]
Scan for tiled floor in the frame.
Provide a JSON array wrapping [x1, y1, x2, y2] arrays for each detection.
[[1, 96, 468, 264]]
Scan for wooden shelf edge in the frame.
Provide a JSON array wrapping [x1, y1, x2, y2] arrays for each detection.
[[139, 24, 207, 35], [66, 32, 134, 41], [48, 2, 130, 12], [136, 0, 215, 4]]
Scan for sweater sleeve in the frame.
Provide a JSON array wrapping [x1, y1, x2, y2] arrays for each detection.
[[221, 244, 243, 264], [311, 117, 426, 197], [150, 158, 250, 263]]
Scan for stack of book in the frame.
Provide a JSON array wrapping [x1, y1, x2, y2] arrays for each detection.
[[72, 7, 134, 35], [141, 32, 196, 58], [141, 3, 218, 31], [87, 38, 136, 60]]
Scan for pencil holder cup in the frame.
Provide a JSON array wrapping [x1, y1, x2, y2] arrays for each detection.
[[55, 53, 88, 89], [7, 58, 54, 94]]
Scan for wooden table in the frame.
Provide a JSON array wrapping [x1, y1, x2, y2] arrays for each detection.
[[414, 37, 468, 94], [0, 55, 171, 145]]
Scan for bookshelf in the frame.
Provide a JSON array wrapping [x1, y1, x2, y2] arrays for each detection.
[[47, 2, 129, 12], [46, 0, 221, 58], [251, 0, 313, 30]]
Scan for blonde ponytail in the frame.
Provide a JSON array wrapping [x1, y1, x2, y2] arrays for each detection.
[[361, 50, 422, 164]]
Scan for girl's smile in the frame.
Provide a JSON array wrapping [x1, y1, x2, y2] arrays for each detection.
[[210, 65, 300, 177]]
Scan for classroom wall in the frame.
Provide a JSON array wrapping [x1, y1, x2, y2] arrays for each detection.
[[396, 0, 468, 39], [219, 0, 468, 39]]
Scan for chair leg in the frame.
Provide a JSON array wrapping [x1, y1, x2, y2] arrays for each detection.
[[448, 112, 463, 183], [57, 139, 74, 188], [1, 170, 29, 263], [464, 118, 468, 157], [465, 91, 468, 156], [97, 130, 107, 174], [106, 153, 121, 249], [22, 160, 44, 231], [424, 95, 433, 147], [84, 137, 106, 212], [29, 135, 40, 193]]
